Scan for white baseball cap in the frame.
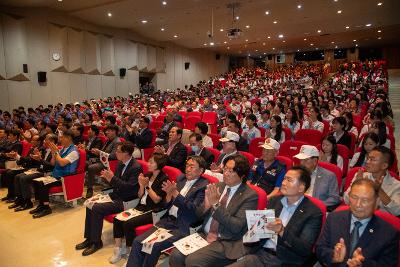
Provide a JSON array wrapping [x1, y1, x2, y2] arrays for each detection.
[[259, 138, 280, 151], [219, 131, 240, 143], [294, 145, 319, 160]]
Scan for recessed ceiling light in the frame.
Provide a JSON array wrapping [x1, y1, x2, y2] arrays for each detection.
[[58, 0, 62, 2], [265, 11, 270, 15], [107, 12, 112, 17], [235, 16, 239, 20], [377, 2, 383, 6], [317, 30, 321, 33], [272, 47, 275, 50], [203, 43, 207, 46], [334, 0, 338, 2], [377, 30, 381, 33], [337, 10, 342, 14], [310, 43, 314, 46], [355, 44, 358, 47], [220, 28, 224, 32], [248, 54, 251, 57], [297, 4, 302, 9], [282, 40, 286, 42], [246, 25, 250, 28], [141, 20, 148, 24], [162, 1, 167, 5], [245, 39, 248, 42], [378, 37, 382, 39], [263, 52, 266, 55], [223, 41, 227, 44], [173, 35, 178, 38], [353, 39, 356, 42], [335, 45, 338, 48], [273, 21, 277, 24], [263, 42, 266, 45], [278, 34, 284, 38], [297, 49, 300, 52], [227, 47, 230, 49], [210, 42, 214, 46], [267, 36, 271, 39], [255, 49, 258, 52], [365, 23, 372, 27], [161, 27, 165, 31], [304, 38, 307, 41], [315, 47, 319, 50]]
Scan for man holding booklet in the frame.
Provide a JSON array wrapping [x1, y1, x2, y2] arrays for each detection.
[[169, 154, 258, 267]]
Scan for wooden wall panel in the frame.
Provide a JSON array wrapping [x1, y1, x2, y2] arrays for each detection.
[[100, 35, 115, 76], [147, 45, 156, 72], [84, 31, 101, 74], [67, 28, 85, 73], [138, 43, 147, 71], [48, 24, 68, 72], [127, 41, 138, 70]]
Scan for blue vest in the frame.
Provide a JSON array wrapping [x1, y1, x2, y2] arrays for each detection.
[[52, 144, 79, 179]]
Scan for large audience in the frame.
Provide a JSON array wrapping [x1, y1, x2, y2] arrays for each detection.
[[0, 60, 399, 267]]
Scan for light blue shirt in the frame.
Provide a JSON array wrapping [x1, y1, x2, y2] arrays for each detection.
[[350, 215, 371, 237], [265, 196, 305, 250]]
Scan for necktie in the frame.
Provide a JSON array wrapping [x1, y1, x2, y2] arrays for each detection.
[[121, 163, 127, 176], [206, 188, 231, 243], [349, 221, 362, 256]]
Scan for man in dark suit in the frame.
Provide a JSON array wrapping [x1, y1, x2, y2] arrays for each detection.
[[79, 125, 103, 159], [225, 165, 324, 267], [189, 133, 214, 169], [156, 111, 176, 145], [154, 126, 187, 172], [85, 124, 121, 198], [316, 178, 399, 267], [127, 156, 209, 267], [71, 123, 85, 145], [0, 129, 22, 170], [75, 141, 142, 256], [170, 154, 258, 267], [126, 116, 153, 149]]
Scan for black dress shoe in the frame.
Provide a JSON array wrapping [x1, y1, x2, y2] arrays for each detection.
[[85, 188, 93, 199], [29, 204, 45, 214], [82, 242, 103, 256], [32, 207, 52, 218], [14, 201, 33, 212], [1, 196, 10, 202], [8, 202, 22, 209], [75, 239, 91, 250], [5, 197, 16, 203]]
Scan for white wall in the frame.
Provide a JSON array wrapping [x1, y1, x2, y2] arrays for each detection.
[[0, 7, 229, 111]]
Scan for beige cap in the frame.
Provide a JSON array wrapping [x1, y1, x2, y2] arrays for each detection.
[[294, 145, 319, 160], [259, 138, 280, 151], [219, 131, 240, 142]]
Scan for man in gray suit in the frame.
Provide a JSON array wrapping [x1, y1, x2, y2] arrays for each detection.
[[294, 145, 340, 211], [210, 131, 240, 173], [85, 124, 121, 198], [169, 154, 258, 267]]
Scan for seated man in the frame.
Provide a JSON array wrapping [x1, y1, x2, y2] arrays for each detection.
[[71, 123, 84, 145], [316, 178, 399, 267], [85, 124, 121, 198], [249, 138, 286, 198], [127, 156, 209, 267], [75, 141, 142, 256], [154, 126, 187, 172], [31, 129, 80, 218], [225, 166, 324, 267], [210, 131, 240, 173], [188, 133, 214, 169], [78, 125, 103, 159], [344, 146, 400, 216], [0, 129, 22, 170], [218, 120, 249, 152], [126, 116, 153, 158], [194, 122, 213, 148], [13, 134, 57, 212], [155, 111, 176, 145], [294, 145, 340, 210], [170, 154, 258, 267]]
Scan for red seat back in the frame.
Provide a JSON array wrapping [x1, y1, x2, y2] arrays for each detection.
[[141, 147, 155, 162], [239, 151, 256, 166], [207, 133, 221, 148], [294, 129, 323, 146], [247, 182, 268, 210], [21, 141, 32, 157], [162, 166, 182, 182], [282, 127, 292, 141], [206, 147, 221, 163], [184, 116, 202, 131], [136, 159, 149, 174], [76, 149, 87, 174], [202, 111, 217, 125], [149, 120, 163, 130], [278, 140, 308, 159], [201, 173, 219, 184], [276, 155, 293, 168], [187, 111, 203, 119]]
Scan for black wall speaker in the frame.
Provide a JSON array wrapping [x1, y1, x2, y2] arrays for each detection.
[[184, 62, 190, 70], [119, 68, 126, 77], [216, 54, 221, 60], [276, 55, 281, 62], [268, 55, 272, 60], [37, 71, 47, 83], [23, 64, 28, 73], [350, 47, 356, 53]]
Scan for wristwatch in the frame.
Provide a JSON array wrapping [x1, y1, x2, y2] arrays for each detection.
[[145, 186, 150, 191], [212, 202, 219, 210]]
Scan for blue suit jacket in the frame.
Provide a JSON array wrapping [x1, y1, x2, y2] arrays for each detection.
[[316, 210, 399, 267], [158, 174, 208, 235]]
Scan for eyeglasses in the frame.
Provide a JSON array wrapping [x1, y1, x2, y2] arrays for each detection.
[[223, 167, 236, 175]]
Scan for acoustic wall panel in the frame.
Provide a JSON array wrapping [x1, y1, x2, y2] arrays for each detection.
[[127, 70, 139, 95], [147, 45, 156, 72], [69, 73, 87, 102], [86, 75, 102, 99], [156, 47, 166, 73], [137, 43, 147, 71], [0, 20, 6, 80], [114, 38, 128, 74], [127, 41, 138, 70], [115, 73, 129, 97], [84, 31, 101, 74], [50, 72, 70, 104], [8, 81, 31, 109], [101, 75, 116, 97], [0, 81, 9, 111], [67, 27, 85, 73], [100, 35, 115, 76], [48, 23, 68, 72], [2, 14, 29, 81]]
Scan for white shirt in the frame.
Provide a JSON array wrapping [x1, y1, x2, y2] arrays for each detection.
[[121, 157, 132, 176], [302, 120, 324, 133], [168, 178, 198, 218], [306, 169, 318, 196], [202, 135, 214, 148], [203, 183, 242, 235], [140, 180, 154, 205]]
